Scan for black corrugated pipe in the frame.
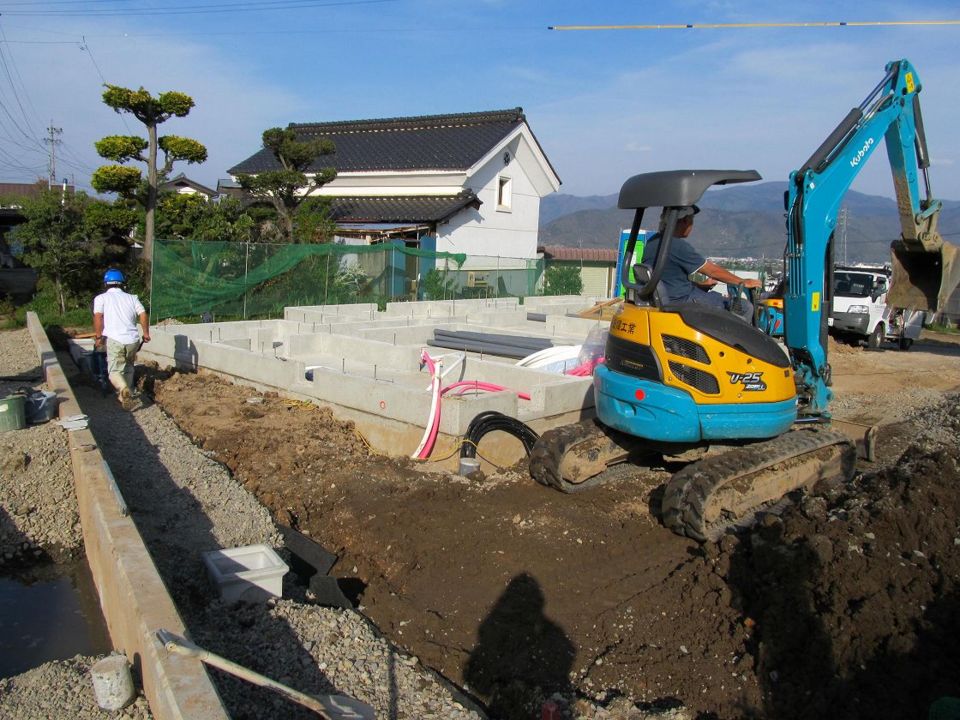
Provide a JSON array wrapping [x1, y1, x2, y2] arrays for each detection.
[[461, 411, 540, 459]]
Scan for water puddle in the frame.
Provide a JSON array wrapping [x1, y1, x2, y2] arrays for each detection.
[[0, 559, 111, 678]]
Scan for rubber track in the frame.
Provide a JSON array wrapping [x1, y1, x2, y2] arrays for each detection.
[[528, 420, 624, 493], [661, 428, 855, 543]]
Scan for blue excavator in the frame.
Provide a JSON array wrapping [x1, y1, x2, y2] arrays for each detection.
[[530, 59, 959, 541]]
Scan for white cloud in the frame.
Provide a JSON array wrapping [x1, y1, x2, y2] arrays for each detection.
[[528, 29, 960, 199], [3, 20, 301, 191]]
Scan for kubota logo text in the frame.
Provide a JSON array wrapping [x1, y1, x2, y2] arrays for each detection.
[[849, 137, 875, 168]]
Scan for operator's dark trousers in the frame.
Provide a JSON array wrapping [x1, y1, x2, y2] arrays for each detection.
[[688, 287, 754, 323]]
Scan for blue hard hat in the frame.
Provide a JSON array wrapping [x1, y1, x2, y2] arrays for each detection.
[[103, 269, 125, 285]]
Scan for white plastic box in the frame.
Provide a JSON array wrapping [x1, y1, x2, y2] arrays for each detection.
[[202, 544, 288, 603]]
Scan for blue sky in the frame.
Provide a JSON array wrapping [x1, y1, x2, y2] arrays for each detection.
[[1, 0, 958, 201]]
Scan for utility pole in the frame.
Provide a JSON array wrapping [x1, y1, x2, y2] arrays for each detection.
[[44, 123, 62, 188]]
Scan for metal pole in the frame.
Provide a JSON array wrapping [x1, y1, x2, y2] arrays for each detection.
[[156, 630, 373, 720], [149, 239, 156, 320], [243, 241, 250, 320]]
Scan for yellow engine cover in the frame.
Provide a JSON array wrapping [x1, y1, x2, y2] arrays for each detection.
[[609, 303, 796, 405]]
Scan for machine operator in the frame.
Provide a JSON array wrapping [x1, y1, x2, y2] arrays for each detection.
[[641, 205, 761, 321]]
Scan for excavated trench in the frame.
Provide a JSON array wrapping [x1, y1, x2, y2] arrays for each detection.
[[151, 347, 960, 720]]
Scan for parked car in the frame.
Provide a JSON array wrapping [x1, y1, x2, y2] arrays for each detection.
[[829, 264, 921, 350]]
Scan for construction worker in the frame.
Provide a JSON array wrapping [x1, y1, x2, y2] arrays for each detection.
[[92, 269, 150, 409], [641, 205, 761, 321]]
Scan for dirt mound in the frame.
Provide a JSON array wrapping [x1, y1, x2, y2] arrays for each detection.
[[153, 371, 960, 719], [725, 437, 960, 719]]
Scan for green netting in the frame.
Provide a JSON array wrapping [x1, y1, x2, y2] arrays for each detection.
[[151, 239, 545, 321]]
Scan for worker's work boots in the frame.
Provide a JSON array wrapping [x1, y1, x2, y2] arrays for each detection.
[[119, 388, 139, 411]]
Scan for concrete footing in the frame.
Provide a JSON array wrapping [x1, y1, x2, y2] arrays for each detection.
[[142, 296, 610, 470], [26, 312, 229, 720]]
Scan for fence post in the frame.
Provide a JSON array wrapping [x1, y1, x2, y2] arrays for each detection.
[[149, 240, 156, 318], [243, 241, 250, 320]]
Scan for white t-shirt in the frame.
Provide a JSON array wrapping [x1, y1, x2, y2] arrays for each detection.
[[93, 287, 146, 344]]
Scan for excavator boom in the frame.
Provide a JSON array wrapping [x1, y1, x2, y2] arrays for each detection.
[[785, 58, 960, 417]]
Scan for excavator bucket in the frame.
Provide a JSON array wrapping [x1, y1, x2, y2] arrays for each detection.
[[888, 238, 960, 313]]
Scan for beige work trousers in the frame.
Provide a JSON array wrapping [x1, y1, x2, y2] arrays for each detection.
[[105, 337, 141, 395]]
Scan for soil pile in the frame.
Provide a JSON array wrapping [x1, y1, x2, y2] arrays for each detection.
[[153, 369, 960, 720], [726, 434, 960, 719]]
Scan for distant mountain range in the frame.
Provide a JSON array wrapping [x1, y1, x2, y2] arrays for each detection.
[[539, 182, 960, 264]]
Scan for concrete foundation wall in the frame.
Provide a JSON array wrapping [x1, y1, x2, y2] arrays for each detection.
[[27, 313, 228, 720], [143, 298, 607, 467]]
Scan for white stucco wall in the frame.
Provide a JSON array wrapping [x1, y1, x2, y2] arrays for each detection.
[[434, 135, 543, 261]]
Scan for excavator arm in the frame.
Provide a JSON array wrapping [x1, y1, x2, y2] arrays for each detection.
[[783, 58, 959, 417]]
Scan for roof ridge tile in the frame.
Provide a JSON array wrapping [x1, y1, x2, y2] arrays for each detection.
[[290, 107, 524, 135]]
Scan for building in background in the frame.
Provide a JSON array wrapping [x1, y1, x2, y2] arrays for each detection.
[[227, 109, 561, 296]]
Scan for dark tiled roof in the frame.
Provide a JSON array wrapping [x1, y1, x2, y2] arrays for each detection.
[[539, 245, 619, 263], [0, 181, 73, 200], [229, 109, 527, 175], [329, 191, 480, 224], [160, 173, 216, 197]]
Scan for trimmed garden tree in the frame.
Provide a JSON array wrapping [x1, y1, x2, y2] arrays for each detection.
[[91, 85, 207, 268], [236, 127, 337, 243]]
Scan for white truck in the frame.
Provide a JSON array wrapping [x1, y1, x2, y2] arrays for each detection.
[[829, 264, 924, 350]]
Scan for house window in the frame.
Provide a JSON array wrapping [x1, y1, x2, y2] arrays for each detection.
[[497, 175, 512, 211]]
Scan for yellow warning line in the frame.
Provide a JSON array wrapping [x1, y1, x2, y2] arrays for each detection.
[[548, 20, 960, 31]]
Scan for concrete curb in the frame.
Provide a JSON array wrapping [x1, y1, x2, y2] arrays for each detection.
[[25, 313, 228, 720]]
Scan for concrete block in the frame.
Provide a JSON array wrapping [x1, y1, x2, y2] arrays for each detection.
[[221, 338, 251, 351]]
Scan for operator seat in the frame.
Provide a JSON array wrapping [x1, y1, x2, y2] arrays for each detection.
[[631, 263, 789, 368], [629, 264, 668, 308]]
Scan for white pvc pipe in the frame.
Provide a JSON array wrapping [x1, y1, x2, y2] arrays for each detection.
[[412, 351, 440, 459], [515, 345, 582, 368]]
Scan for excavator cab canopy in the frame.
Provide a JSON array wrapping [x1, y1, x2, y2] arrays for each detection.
[[618, 170, 762, 302], [618, 169, 762, 210]]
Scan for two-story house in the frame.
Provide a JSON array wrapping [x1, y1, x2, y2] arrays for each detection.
[[227, 108, 561, 266]]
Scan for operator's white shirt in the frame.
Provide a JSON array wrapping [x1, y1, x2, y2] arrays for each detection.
[[93, 287, 145, 344]]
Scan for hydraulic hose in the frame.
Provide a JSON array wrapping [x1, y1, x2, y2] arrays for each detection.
[[460, 411, 540, 460]]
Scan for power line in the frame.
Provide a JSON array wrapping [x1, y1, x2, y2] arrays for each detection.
[[0, 39, 79, 44], [549, 19, 960, 31], [79, 36, 107, 83], [79, 36, 132, 133], [2, 0, 139, 5], [0, 44, 41, 144], [0, 0, 397, 17], [0, 23, 45, 134]]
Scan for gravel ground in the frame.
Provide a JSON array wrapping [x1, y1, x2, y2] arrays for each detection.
[[0, 328, 81, 565], [0, 326, 489, 720], [1, 328, 150, 719], [0, 655, 152, 720]]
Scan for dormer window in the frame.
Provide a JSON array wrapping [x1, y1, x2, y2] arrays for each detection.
[[497, 175, 512, 211]]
